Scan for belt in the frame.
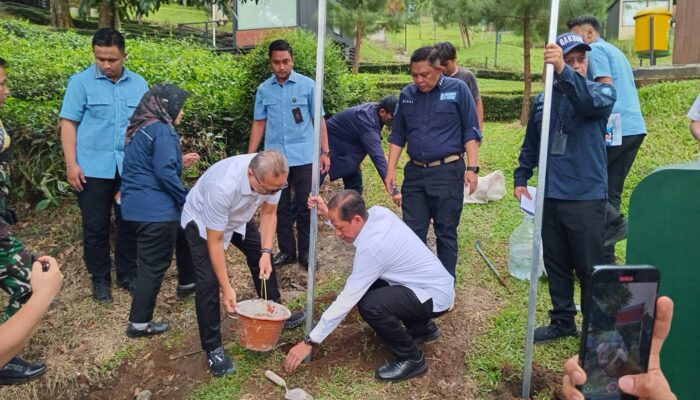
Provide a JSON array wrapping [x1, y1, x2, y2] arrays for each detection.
[[410, 154, 463, 168]]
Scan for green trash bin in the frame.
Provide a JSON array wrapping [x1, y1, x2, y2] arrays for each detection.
[[626, 162, 700, 400]]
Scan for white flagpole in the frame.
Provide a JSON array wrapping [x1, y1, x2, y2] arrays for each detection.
[[522, 0, 560, 397], [305, 0, 327, 362]]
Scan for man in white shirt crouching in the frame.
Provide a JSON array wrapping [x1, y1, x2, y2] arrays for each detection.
[[284, 190, 454, 381]]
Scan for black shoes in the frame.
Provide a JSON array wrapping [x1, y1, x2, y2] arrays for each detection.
[[207, 346, 235, 376], [299, 253, 309, 269], [92, 280, 113, 303], [283, 311, 306, 329], [0, 357, 47, 385], [117, 277, 136, 295], [125, 321, 171, 338], [272, 252, 296, 269], [408, 320, 443, 344], [375, 352, 428, 382], [533, 323, 579, 344], [176, 283, 195, 299]]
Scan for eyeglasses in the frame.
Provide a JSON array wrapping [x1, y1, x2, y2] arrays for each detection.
[[253, 174, 288, 195], [564, 55, 587, 66]]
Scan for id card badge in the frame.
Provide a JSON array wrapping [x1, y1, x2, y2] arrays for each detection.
[[551, 126, 568, 155], [605, 113, 622, 146], [292, 107, 303, 124]]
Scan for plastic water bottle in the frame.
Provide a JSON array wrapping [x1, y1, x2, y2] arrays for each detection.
[[508, 214, 544, 280]]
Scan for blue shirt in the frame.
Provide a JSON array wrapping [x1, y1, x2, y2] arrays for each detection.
[[587, 38, 646, 137], [59, 64, 149, 179], [253, 71, 322, 167], [514, 66, 616, 201], [327, 102, 388, 181], [389, 76, 481, 163], [121, 122, 188, 222]]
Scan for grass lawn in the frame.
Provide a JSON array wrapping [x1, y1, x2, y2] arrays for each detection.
[[142, 4, 209, 26]]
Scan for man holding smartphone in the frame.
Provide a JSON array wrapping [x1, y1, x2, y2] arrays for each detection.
[[514, 33, 616, 343]]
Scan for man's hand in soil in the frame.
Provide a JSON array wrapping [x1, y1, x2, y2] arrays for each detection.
[[562, 296, 676, 400], [221, 286, 237, 314], [284, 341, 312, 373], [308, 194, 329, 220]]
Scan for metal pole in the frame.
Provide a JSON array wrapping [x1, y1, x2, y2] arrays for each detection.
[[305, 0, 327, 362], [494, 30, 499, 68], [521, 0, 560, 397], [212, 4, 217, 48], [649, 15, 655, 66]]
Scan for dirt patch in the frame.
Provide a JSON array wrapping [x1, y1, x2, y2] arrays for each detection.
[[492, 363, 563, 400]]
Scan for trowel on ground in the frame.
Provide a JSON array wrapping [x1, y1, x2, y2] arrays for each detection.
[[265, 370, 314, 400]]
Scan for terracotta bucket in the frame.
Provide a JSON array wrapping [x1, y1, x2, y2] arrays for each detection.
[[235, 299, 291, 352]]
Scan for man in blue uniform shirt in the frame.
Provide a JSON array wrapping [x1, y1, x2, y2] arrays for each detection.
[[59, 29, 148, 303], [514, 33, 616, 343], [248, 39, 330, 270], [325, 95, 398, 195], [568, 16, 647, 263], [385, 46, 481, 279]]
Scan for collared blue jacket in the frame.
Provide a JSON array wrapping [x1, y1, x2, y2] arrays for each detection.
[[514, 65, 617, 200], [389, 75, 481, 163], [59, 64, 148, 179], [327, 102, 388, 181]]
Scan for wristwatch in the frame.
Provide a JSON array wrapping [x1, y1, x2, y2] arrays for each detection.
[[467, 166, 480, 173], [303, 334, 317, 347]]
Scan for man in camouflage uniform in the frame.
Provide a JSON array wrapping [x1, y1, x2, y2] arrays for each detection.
[[0, 57, 47, 385]]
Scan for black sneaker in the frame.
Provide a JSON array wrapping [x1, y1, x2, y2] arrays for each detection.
[[176, 283, 195, 299], [207, 346, 235, 377], [92, 281, 113, 303], [408, 320, 443, 344], [533, 324, 578, 344], [125, 321, 170, 338], [375, 352, 428, 382], [283, 311, 306, 329], [272, 252, 296, 269], [0, 357, 47, 385]]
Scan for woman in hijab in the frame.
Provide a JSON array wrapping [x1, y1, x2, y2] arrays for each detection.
[[120, 84, 191, 337]]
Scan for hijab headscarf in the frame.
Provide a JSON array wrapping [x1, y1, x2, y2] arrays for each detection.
[[126, 84, 188, 143]]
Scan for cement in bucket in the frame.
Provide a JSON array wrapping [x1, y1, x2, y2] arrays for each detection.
[[235, 299, 291, 352]]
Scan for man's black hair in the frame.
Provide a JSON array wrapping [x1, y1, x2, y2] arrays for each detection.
[[0, 57, 6, 68], [566, 15, 601, 33], [327, 190, 368, 222], [435, 41, 457, 63], [378, 95, 398, 114], [92, 28, 126, 52], [410, 46, 440, 66], [268, 39, 294, 58]]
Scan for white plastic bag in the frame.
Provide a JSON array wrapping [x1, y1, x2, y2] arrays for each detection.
[[464, 170, 506, 204]]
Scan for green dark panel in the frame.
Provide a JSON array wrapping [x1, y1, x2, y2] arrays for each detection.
[[626, 162, 700, 400]]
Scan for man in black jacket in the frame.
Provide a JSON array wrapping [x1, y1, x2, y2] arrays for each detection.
[[514, 33, 616, 343]]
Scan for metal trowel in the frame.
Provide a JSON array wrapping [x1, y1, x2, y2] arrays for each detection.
[[265, 370, 314, 400]]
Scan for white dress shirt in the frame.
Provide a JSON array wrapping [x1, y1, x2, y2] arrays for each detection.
[[181, 153, 280, 249], [309, 206, 455, 344]]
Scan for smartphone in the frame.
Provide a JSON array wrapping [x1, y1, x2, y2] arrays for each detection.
[[578, 265, 660, 400]]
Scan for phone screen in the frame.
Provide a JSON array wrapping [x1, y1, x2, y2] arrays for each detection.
[[579, 266, 659, 400]]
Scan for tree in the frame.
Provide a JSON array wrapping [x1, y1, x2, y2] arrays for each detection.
[[50, 0, 74, 28], [483, 0, 607, 125], [330, 0, 404, 74], [432, 0, 482, 48]]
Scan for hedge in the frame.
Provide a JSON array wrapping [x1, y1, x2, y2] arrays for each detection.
[[0, 19, 375, 206], [358, 62, 543, 82]]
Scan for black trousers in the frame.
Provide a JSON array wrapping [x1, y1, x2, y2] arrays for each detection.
[[321, 168, 364, 195], [184, 220, 282, 352], [128, 221, 179, 323], [541, 199, 606, 328], [357, 280, 444, 360], [277, 164, 312, 257], [401, 160, 465, 278], [76, 175, 137, 284], [604, 134, 645, 262], [175, 227, 196, 286]]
